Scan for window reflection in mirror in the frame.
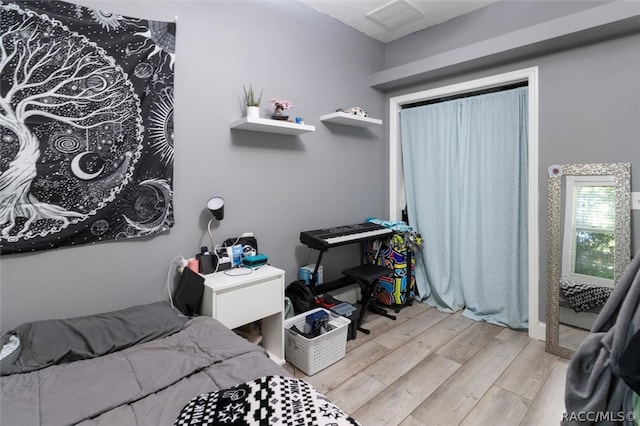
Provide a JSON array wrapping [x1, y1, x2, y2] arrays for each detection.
[[562, 176, 616, 288]]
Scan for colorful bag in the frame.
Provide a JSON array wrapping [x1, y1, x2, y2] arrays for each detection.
[[362, 234, 418, 311]]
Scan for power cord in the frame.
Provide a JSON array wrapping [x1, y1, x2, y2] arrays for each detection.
[[223, 267, 253, 277], [207, 218, 219, 252]]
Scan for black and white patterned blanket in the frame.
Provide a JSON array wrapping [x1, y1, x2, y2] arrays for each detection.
[[560, 278, 612, 313], [175, 376, 360, 426]]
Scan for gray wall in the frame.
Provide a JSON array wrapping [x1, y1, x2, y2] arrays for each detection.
[[381, 2, 640, 321], [0, 1, 385, 330], [383, 0, 609, 69]]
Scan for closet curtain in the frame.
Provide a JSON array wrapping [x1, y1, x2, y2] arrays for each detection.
[[400, 87, 528, 329]]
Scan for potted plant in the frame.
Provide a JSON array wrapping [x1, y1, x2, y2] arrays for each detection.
[[243, 85, 263, 118]]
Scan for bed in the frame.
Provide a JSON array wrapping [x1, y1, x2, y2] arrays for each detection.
[[0, 302, 359, 425]]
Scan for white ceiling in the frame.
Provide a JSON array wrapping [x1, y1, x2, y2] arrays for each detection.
[[300, 0, 500, 43]]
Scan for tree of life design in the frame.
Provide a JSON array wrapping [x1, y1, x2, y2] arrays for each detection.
[[0, 4, 142, 240]]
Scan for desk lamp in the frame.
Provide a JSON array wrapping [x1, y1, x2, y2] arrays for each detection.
[[206, 196, 224, 249]]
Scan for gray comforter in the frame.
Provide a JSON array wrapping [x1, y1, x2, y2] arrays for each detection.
[[564, 251, 640, 424], [1, 316, 289, 426]]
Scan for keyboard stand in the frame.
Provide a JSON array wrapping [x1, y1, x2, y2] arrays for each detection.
[[306, 250, 363, 293], [312, 276, 353, 294], [299, 223, 396, 333], [308, 251, 325, 288]]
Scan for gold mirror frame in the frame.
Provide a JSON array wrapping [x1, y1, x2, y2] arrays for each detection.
[[545, 163, 631, 359]]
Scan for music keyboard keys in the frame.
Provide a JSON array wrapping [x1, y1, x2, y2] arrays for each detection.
[[300, 222, 392, 250]]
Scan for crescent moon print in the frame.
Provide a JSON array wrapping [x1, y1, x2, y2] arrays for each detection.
[[120, 178, 173, 237], [1, 1, 176, 254], [70, 152, 106, 180]]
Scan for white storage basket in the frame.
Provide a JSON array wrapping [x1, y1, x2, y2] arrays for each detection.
[[284, 308, 350, 375]]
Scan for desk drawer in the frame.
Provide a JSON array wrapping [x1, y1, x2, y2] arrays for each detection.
[[215, 277, 282, 329]]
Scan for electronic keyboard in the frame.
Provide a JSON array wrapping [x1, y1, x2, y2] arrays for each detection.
[[300, 222, 392, 251]]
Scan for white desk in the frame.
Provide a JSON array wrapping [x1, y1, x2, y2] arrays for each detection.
[[200, 266, 285, 365]]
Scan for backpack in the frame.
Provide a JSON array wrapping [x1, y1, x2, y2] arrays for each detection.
[[285, 280, 316, 315]]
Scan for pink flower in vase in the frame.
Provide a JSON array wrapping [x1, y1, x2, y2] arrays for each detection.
[[270, 98, 293, 116]]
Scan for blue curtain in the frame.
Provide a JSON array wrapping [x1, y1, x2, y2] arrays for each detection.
[[400, 87, 528, 329]]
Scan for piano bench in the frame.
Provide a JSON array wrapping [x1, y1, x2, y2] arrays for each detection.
[[341, 264, 396, 335]]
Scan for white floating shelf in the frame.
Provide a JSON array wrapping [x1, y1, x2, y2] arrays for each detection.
[[320, 112, 383, 127], [230, 117, 315, 135]]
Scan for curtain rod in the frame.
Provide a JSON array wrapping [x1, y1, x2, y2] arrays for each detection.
[[402, 81, 528, 110]]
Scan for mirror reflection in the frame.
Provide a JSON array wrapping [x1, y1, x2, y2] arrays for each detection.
[[545, 163, 631, 358]]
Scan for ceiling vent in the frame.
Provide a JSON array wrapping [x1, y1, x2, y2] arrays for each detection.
[[365, 0, 425, 30]]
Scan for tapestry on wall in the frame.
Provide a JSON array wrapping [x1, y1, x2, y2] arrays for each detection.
[[0, 1, 175, 254]]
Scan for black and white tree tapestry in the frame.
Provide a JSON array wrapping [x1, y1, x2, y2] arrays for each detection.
[[0, 1, 175, 254]]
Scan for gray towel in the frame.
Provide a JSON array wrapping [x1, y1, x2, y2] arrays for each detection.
[[564, 251, 640, 425]]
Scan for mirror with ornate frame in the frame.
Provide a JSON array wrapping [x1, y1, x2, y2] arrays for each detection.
[[545, 163, 631, 359]]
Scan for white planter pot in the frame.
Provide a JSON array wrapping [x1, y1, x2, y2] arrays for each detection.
[[246, 106, 259, 118]]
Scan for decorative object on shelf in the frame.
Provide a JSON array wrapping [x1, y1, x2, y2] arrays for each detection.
[[336, 106, 368, 117], [270, 98, 292, 120], [246, 107, 259, 118], [243, 85, 263, 118]]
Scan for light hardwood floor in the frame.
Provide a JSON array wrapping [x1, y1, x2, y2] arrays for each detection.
[[283, 302, 569, 426]]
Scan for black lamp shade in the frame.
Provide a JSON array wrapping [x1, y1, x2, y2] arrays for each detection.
[[207, 197, 224, 220]]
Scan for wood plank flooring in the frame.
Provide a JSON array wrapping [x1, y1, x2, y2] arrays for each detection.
[[283, 302, 569, 426]]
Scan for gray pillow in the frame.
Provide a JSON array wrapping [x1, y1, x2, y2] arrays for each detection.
[[1, 301, 187, 375]]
